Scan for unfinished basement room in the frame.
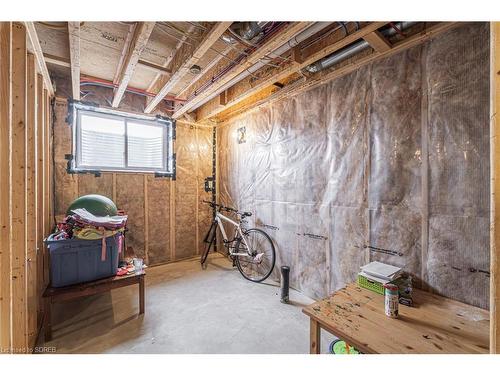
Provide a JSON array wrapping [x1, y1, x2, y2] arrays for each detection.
[[2, 2, 500, 367]]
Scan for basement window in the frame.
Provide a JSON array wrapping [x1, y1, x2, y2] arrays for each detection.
[[70, 102, 175, 175]]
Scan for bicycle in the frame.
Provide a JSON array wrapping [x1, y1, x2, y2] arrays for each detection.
[[201, 200, 276, 283]]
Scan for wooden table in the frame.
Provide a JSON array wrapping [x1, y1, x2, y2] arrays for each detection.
[[302, 282, 489, 354], [43, 271, 145, 342]]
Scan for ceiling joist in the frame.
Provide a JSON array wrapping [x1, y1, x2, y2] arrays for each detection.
[[217, 22, 459, 122], [68, 22, 81, 100], [24, 22, 55, 96], [363, 30, 392, 53], [171, 21, 314, 119], [112, 21, 156, 108], [144, 22, 232, 113], [195, 22, 387, 121]]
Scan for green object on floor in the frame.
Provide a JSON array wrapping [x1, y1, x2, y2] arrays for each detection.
[[329, 339, 360, 354], [66, 194, 118, 217]]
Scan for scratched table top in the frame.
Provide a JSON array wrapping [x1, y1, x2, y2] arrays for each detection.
[[302, 282, 489, 354]]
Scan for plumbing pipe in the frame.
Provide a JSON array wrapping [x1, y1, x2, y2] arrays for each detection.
[[187, 22, 332, 112], [304, 21, 417, 73]]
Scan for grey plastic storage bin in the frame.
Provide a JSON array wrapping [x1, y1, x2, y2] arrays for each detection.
[[45, 233, 121, 287]]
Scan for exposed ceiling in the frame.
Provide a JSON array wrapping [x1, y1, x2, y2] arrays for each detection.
[[30, 21, 457, 121]]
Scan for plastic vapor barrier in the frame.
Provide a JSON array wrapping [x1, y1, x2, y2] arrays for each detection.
[[218, 23, 490, 308]]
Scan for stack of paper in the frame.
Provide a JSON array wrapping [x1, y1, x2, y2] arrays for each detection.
[[359, 261, 402, 283]]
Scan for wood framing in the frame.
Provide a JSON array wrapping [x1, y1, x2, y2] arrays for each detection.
[[0, 23, 51, 353], [491, 21, 500, 354], [146, 24, 196, 94], [194, 22, 386, 121], [144, 22, 232, 113], [24, 22, 55, 96], [0, 21, 12, 353], [214, 22, 458, 121], [11, 22, 28, 351], [363, 30, 392, 52], [43, 53, 70, 68], [138, 59, 171, 75], [172, 22, 314, 119], [112, 22, 156, 108], [26, 53, 38, 348], [36, 74, 44, 324], [176, 44, 233, 100], [67, 22, 81, 100]]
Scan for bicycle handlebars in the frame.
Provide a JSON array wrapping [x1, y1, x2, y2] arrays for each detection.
[[202, 200, 252, 217]]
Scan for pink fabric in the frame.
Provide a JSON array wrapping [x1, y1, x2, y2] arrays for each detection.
[[101, 228, 106, 261], [117, 234, 123, 254]]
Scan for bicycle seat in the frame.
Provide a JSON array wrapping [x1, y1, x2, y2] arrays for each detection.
[[241, 211, 252, 217]]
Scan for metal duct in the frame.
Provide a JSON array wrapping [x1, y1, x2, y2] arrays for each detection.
[[188, 22, 333, 112], [304, 22, 417, 73]]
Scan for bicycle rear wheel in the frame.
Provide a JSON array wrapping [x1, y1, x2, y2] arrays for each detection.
[[235, 228, 275, 282]]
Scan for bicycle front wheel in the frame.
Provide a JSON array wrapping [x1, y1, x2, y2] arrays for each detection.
[[235, 228, 276, 282]]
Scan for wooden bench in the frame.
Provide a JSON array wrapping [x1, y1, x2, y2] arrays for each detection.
[[303, 282, 489, 354], [43, 271, 145, 342]]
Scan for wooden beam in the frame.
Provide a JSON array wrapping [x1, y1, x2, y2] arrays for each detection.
[[176, 44, 233, 100], [112, 22, 156, 108], [144, 22, 232, 113], [196, 22, 386, 121], [146, 24, 196, 93], [43, 53, 70, 68], [363, 30, 392, 53], [0, 21, 12, 353], [36, 73, 44, 327], [67, 22, 81, 100], [24, 22, 54, 96], [26, 53, 38, 348], [491, 21, 500, 354], [11, 21, 28, 351], [171, 22, 314, 118], [113, 23, 137, 84], [216, 22, 459, 122], [138, 59, 171, 75]]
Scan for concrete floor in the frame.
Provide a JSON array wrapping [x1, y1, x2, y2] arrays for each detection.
[[40, 253, 335, 353]]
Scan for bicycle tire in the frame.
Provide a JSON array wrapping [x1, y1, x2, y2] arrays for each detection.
[[235, 228, 276, 283]]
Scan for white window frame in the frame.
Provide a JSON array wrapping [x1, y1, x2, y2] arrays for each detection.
[[70, 102, 175, 175]]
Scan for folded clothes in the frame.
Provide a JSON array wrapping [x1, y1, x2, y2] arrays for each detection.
[[73, 226, 125, 240], [52, 208, 128, 241], [70, 208, 128, 230]]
